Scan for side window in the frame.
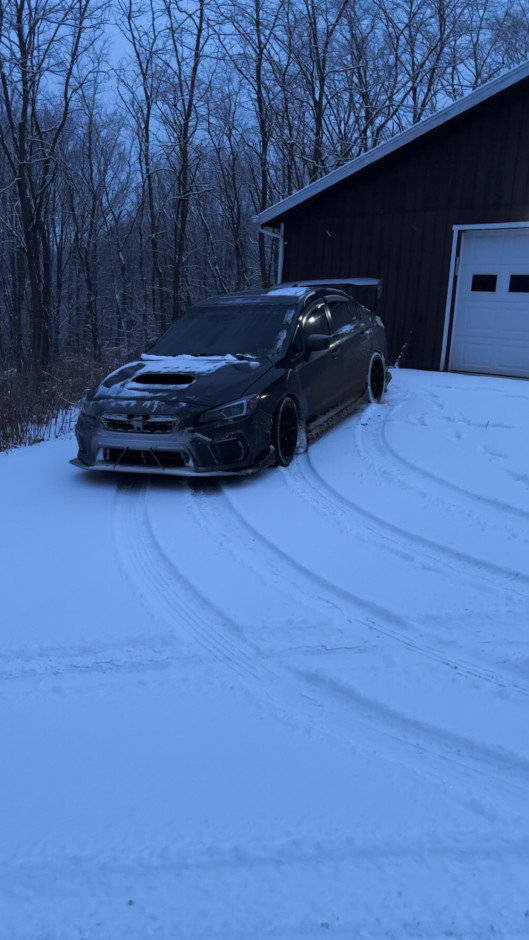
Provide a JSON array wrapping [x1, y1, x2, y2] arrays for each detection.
[[303, 304, 330, 337], [290, 304, 329, 356], [327, 298, 361, 334]]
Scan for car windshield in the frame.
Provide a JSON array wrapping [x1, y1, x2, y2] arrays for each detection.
[[147, 302, 297, 359]]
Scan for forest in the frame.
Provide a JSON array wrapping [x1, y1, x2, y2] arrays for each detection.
[[0, 0, 528, 447]]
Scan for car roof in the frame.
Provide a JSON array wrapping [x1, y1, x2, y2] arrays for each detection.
[[194, 284, 358, 308], [195, 286, 314, 305]]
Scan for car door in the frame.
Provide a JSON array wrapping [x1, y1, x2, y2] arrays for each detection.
[[326, 296, 372, 402], [291, 302, 345, 418]]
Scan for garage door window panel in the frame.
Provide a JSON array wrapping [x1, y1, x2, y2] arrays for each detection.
[[509, 275, 529, 293], [471, 274, 497, 292]]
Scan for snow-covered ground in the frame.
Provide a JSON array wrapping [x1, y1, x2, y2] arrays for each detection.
[[2, 368, 529, 940]]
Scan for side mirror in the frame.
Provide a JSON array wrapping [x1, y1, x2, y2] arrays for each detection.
[[306, 333, 330, 352]]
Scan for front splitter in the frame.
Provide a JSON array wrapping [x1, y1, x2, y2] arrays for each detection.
[[70, 449, 275, 478]]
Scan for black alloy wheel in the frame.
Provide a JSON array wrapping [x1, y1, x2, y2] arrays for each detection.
[[272, 397, 299, 467], [368, 353, 385, 403]]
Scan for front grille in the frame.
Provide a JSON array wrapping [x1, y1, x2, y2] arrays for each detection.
[[102, 413, 179, 433], [103, 448, 187, 469], [211, 438, 244, 465]]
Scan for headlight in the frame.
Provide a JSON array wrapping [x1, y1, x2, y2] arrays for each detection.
[[79, 392, 99, 418], [197, 396, 261, 425]]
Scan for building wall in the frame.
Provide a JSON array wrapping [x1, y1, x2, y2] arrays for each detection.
[[279, 78, 529, 369]]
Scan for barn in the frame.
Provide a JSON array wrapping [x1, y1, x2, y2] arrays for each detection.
[[258, 61, 529, 377]]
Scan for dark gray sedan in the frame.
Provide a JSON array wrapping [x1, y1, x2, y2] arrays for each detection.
[[71, 283, 389, 476]]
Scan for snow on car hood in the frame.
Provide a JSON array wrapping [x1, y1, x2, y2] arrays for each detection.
[[139, 353, 261, 373], [92, 353, 271, 408]]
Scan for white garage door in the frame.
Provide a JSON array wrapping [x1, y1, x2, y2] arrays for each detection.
[[450, 228, 529, 377]]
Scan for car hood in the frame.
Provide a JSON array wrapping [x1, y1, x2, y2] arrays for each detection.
[[90, 353, 274, 409]]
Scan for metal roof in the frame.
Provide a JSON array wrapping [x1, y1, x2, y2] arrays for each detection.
[[258, 59, 529, 225]]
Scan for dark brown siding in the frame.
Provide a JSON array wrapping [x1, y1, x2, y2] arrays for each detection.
[[278, 78, 529, 369]]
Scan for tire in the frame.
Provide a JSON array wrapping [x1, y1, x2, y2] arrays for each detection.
[[367, 352, 385, 403], [272, 397, 299, 467]]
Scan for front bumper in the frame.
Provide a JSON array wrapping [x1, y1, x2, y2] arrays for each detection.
[[72, 411, 274, 476]]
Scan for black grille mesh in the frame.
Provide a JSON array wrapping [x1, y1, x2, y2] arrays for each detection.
[[102, 414, 178, 433], [103, 448, 186, 468], [211, 438, 244, 464]]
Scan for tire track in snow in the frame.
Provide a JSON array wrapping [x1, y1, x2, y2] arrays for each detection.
[[112, 475, 268, 685], [2, 475, 301, 694], [181, 479, 348, 633], [392, 385, 529, 520], [289, 450, 529, 639], [295, 665, 529, 785], [245, 456, 527, 692], [215, 474, 529, 697], [4, 831, 528, 875], [351, 397, 529, 572], [159, 478, 529, 799], [376, 390, 529, 526], [302, 443, 529, 595], [293, 450, 522, 588], [0, 637, 183, 683]]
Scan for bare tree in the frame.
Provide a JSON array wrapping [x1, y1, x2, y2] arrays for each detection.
[[117, 0, 168, 333], [0, 0, 108, 370], [279, 0, 350, 181], [206, 73, 254, 290], [215, 0, 283, 285], [451, 0, 529, 91], [158, 0, 209, 320]]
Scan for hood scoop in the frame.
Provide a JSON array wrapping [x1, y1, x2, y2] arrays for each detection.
[[130, 372, 195, 387]]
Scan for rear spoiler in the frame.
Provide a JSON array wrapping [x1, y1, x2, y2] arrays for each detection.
[[278, 277, 382, 298]]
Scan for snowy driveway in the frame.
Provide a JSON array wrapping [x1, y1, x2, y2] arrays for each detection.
[[1, 369, 529, 939]]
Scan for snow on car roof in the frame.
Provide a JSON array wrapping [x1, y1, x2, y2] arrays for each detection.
[[265, 286, 311, 297]]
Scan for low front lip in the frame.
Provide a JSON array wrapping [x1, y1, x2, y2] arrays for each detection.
[[69, 456, 266, 478]]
